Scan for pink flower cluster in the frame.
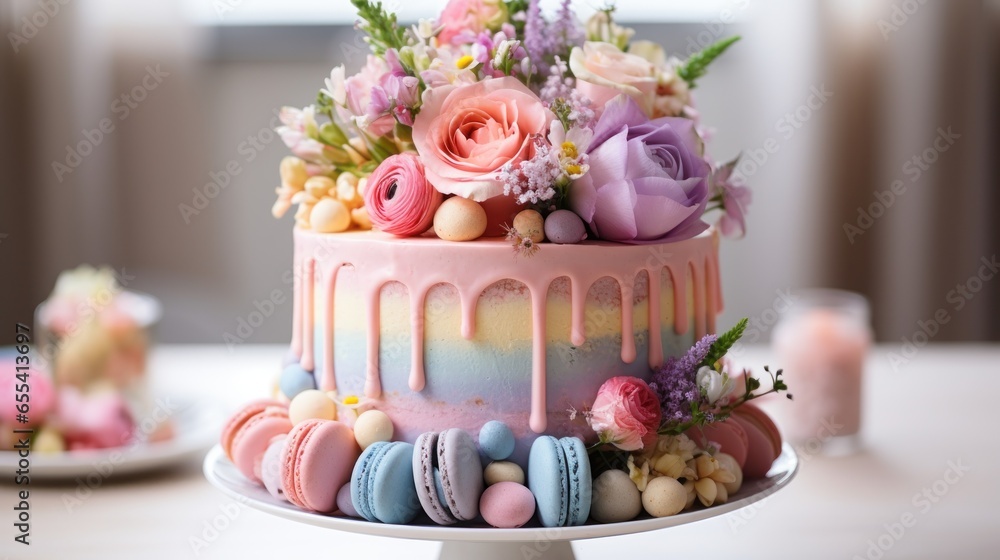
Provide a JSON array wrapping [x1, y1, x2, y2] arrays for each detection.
[[271, 0, 750, 242]]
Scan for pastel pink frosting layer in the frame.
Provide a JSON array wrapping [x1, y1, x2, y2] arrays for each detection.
[[290, 230, 722, 441]]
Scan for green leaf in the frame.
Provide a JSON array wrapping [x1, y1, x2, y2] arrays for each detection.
[[678, 35, 741, 89], [350, 0, 408, 56], [699, 317, 748, 368]]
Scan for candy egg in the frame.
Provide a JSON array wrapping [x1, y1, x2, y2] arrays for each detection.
[[351, 207, 372, 230], [484, 461, 525, 486], [353, 410, 394, 450], [591, 469, 642, 523], [480, 482, 536, 528], [279, 363, 316, 400], [544, 209, 587, 244], [304, 175, 335, 198], [279, 156, 308, 190], [288, 389, 337, 425], [335, 172, 363, 209], [433, 197, 487, 241], [512, 210, 545, 243], [33, 427, 66, 454], [715, 452, 743, 494], [479, 420, 515, 461], [310, 198, 352, 233], [642, 476, 687, 517]]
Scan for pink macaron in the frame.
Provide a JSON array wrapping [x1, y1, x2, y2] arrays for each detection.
[[220, 399, 284, 461], [480, 482, 536, 529], [282, 419, 361, 513], [731, 403, 782, 479], [228, 403, 292, 484], [686, 418, 750, 468]]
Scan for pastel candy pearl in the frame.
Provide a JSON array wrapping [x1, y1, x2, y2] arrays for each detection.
[[304, 175, 335, 198], [479, 482, 536, 529], [642, 476, 687, 517], [33, 427, 66, 454], [279, 364, 316, 399], [715, 452, 743, 495], [310, 198, 352, 233], [336, 483, 360, 517], [484, 461, 525, 486], [512, 209, 545, 243], [433, 197, 487, 241], [352, 410, 394, 450], [544, 209, 588, 244], [590, 469, 642, 523], [288, 390, 337, 425], [478, 421, 515, 461]]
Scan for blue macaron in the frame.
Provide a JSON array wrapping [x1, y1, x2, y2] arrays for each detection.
[[527, 435, 569, 527], [351, 441, 420, 524], [559, 437, 592, 526], [527, 435, 593, 527]]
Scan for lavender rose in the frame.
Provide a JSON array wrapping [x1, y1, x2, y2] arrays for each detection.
[[569, 95, 710, 244]]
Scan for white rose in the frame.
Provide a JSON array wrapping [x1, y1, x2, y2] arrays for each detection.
[[569, 42, 657, 116], [696, 366, 734, 405]]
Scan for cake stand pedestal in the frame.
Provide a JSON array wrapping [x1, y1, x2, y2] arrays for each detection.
[[204, 445, 797, 560]]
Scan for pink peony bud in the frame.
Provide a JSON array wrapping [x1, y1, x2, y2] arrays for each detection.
[[364, 153, 443, 237], [589, 376, 662, 451]]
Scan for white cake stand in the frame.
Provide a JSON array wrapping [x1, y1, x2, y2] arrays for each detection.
[[204, 444, 798, 560]]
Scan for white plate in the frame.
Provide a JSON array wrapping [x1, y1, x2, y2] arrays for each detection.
[[203, 442, 798, 543], [2, 397, 222, 480]]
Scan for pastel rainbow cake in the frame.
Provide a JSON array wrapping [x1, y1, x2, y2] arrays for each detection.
[[216, 0, 790, 529], [291, 229, 721, 459]]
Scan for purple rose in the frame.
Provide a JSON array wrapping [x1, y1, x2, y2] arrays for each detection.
[[569, 95, 710, 244]]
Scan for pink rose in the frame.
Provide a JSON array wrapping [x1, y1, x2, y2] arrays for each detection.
[[364, 153, 443, 237], [437, 0, 508, 46], [589, 376, 662, 451], [412, 77, 553, 201], [570, 42, 657, 117]]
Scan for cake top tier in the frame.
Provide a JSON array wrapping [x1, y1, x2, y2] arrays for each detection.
[[268, 0, 752, 253]]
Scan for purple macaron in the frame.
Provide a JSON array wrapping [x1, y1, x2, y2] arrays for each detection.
[[413, 428, 484, 524]]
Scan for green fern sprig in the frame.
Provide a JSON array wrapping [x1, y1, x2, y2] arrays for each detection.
[[678, 35, 741, 89], [699, 317, 748, 368]]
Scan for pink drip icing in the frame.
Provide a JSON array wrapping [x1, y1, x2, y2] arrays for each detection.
[[321, 264, 339, 392], [409, 289, 427, 392], [364, 284, 383, 398], [290, 254, 302, 359], [691, 262, 706, 339], [529, 287, 548, 433], [300, 260, 315, 372], [570, 275, 587, 347], [669, 265, 689, 335], [292, 229, 722, 433], [646, 268, 664, 370], [619, 277, 636, 364]]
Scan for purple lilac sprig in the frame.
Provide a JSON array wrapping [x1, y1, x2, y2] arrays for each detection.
[[649, 318, 792, 436], [649, 334, 716, 424], [498, 137, 562, 205]]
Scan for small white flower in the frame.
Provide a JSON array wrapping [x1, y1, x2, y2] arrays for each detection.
[[322, 66, 347, 107], [696, 366, 734, 405]]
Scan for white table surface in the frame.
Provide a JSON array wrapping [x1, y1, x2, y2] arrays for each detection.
[[9, 344, 1000, 559]]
